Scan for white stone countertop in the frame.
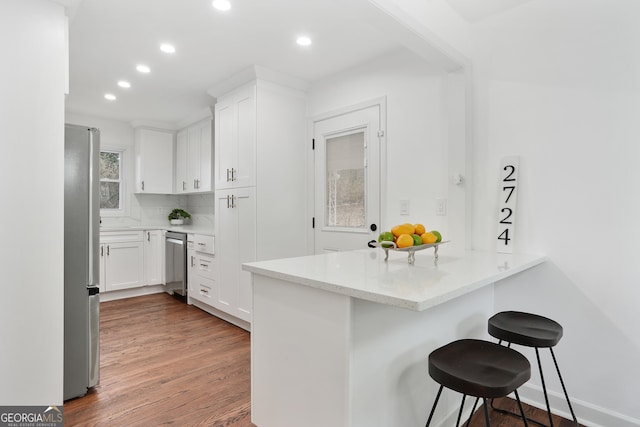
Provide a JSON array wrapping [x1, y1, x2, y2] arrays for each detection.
[[100, 225, 214, 236], [243, 249, 546, 311]]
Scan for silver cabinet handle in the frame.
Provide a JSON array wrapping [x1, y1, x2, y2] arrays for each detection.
[[100, 246, 103, 257], [226, 168, 230, 182], [191, 256, 195, 267], [226, 194, 230, 209], [141, 181, 144, 191], [182, 181, 186, 191], [107, 245, 110, 256], [147, 231, 150, 242], [231, 194, 236, 208], [231, 168, 236, 181]]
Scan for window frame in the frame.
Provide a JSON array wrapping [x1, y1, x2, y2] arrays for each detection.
[[99, 147, 126, 217]]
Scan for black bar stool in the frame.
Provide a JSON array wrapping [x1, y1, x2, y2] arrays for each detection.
[[425, 339, 531, 427], [488, 311, 578, 427]]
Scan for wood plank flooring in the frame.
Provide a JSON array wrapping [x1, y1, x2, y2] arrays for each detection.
[[64, 293, 580, 427], [64, 293, 253, 426]]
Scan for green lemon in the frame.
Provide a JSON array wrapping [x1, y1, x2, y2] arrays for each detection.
[[431, 230, 442, 243], [378, 231, 394, 242], [411, 234, 422, 246]]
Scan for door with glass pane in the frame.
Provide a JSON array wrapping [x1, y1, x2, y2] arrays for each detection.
[[313, 104, 381, 253]]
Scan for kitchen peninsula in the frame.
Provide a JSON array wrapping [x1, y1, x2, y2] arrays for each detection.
[[243, 249, 545, 427]]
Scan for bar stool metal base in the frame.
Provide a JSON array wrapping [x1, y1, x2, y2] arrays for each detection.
[[488, 312, 579, 427]]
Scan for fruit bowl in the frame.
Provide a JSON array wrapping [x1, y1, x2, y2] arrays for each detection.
[[372, 240, 449, 265]]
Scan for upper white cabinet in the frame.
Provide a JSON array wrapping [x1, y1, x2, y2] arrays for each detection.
[[175, 118, 213, 194], [134, 128, 174, 194], [215, 83, 256, 189]]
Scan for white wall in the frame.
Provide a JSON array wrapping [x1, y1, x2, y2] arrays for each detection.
[[388, 0, 640, 425], [307, 49, 452, 241], [0, 0, 66, 405]]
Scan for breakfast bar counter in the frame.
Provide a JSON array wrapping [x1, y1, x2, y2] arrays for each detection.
[[243, 249, 546, 427]]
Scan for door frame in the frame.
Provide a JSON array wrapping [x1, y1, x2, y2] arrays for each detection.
[[306, 97, 387, 254]]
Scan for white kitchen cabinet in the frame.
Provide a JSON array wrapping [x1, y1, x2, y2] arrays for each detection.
[[100, 231, 144, 292], [134, 128, 174, 194], [143, 230, 164, 285], [209, 76, 308, 327], [214, 83, 256, 190], [175, 119, 213, 194], [175, 129, 188, 194], [187, 233, 218, 306], [215, 187, 255, 323]]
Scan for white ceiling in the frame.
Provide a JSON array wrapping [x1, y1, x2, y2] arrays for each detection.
[[65, 0, 535, 126], [66, 0, 402, 126]]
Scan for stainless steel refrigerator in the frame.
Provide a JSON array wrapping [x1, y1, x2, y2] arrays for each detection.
[[64, 124, 100, 401]]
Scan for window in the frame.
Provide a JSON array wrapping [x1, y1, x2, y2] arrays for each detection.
[[99, 150, 123, 211], [325, 131, 366, 228]]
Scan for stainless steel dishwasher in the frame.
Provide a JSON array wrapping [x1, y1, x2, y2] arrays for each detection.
[[165, 231, 187, 302]]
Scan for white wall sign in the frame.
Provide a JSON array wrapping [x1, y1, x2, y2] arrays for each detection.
[[497, 156, 519, 253]]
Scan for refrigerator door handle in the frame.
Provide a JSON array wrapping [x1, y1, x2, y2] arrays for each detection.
[[88, 128, 100, 288]]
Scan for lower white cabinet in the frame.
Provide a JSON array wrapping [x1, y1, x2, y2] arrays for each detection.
[[100, 231, 144, 292], [143, 230, 164, 285], [188, 248, 218, 306], [215, 187, 255, 323]]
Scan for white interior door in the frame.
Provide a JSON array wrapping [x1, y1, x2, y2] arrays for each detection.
[[313, 103, 382, 253]]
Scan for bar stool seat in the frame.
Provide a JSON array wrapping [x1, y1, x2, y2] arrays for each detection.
[[425, 339, 531, 427], [488, 311, 562, 348], [488, 311, 578, 427]]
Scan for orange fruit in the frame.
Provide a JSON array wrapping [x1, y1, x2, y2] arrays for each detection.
[[391, 223, 415, 237], [420, 232, 437, 244], [396, 234, 414, 248], [414, 224, 426, 235]]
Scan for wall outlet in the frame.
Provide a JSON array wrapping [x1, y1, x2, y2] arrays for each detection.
[[436, 198, 447, 216], [400, 199, 410, 215]]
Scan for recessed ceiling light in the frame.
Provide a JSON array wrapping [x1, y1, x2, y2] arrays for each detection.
[[212, 0, 231, 11], [136, 64, 151, 73], [104, 93, 116, 101], [160, 43, 176, 54], [296, 36, 312, 46], [117, 80, 131, 88]]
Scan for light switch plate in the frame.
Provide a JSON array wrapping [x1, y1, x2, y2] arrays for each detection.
[[400, 199, 410, 215], [436, 198, 447, 216]]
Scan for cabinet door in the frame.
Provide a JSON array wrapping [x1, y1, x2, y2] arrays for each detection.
[[187, 125, 201, 191], [215, 187, 256, 321], [234, 84, 256, 188], [104, 241, 144, 291], [175, 130, 188, 194], [144, 230, 164, 285], [135, 128, 174, 194], [197, 120, 213, 192], [214, 84, 256, 190], [215, 96, 235, 189]]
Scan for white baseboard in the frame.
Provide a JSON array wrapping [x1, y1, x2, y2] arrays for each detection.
[[518, 383, 640, 427], [99, 285, 165, 302], [189, 299, 251, 332]]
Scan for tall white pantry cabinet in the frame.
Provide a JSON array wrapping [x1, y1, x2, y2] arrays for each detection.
[[213, 78, 307, 329]]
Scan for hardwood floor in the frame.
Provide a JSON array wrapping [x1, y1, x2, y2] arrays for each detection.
[[64, 293, 253, 426], [64, 293, 580, 427]]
